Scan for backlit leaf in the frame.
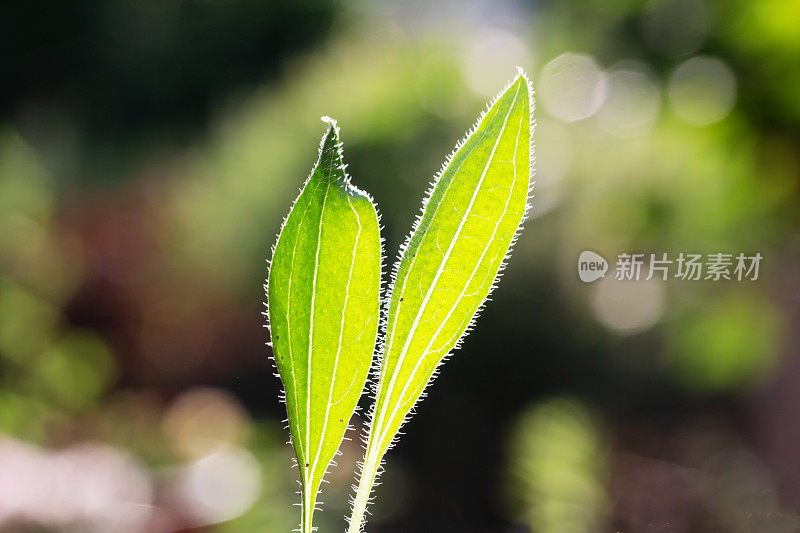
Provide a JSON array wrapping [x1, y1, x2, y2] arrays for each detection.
[[267, 118, 382, 533], [349, 69, 534, 532]]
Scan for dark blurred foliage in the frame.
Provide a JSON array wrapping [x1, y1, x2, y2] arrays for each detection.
[[1, 0, 336, 135], [0, 0, 336, 186], [2, 0, 800, 531]]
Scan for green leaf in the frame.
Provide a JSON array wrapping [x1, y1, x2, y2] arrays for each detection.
[[267, 118, 382, 533], [349, 70, 533, 532]]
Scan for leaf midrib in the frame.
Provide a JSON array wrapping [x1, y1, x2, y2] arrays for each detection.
[[305, 177, 332, 485], [283, 175, 327, 467], [308, 191, 362, 484]]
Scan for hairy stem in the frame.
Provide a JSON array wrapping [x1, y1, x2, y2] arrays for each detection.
[[302, 474, 315, 533], [347, 444, 380, 533]]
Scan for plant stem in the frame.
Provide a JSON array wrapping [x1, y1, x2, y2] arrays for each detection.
[[302, 472, 314, 533], [347, 443, 381, 533]]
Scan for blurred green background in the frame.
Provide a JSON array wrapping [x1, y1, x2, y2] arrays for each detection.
[[2, 0, 800, 531]]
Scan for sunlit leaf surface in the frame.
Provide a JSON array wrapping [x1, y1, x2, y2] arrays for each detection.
[[267, 119, 381, 533], [349, 70, 534, 532]]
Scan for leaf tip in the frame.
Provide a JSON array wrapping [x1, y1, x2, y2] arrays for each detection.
[[320, 115, 339, 130], [514, 67, 533, 94]]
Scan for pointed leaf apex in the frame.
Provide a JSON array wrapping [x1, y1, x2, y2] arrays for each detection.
[[321, 115, 338, 129], [319, 116, 341, 155], [515, 66, 530, 80]]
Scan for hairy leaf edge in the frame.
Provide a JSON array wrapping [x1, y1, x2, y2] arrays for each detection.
[[263, 116, 386, 530], [347, 68, 536, 530]]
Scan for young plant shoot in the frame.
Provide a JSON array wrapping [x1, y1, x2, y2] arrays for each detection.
[[348, 68, 533, 532], [266, 69, 533, 532], [267, 118, 382, 533]]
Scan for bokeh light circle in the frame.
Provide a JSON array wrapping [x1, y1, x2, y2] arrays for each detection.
[[668, 56, 737, 125], [596, 63, 661, 137], [539, 53, 608, 122], [465, 29, 533, 96], [591, 277, 666, 334]]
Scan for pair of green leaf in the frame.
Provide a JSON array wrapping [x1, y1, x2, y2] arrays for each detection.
[[267, 70, 533, 532]]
